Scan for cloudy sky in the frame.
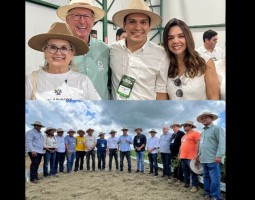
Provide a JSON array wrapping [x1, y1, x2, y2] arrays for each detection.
[[25, 100, 225, 139]]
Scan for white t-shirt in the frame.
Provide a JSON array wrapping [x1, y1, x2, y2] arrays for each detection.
[[196, 45, 224, 61], [110, 40, 169, 100], [25, 69, 101, 100]]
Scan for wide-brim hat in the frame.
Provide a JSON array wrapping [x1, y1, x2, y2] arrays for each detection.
[[44, 127, 56, 133], [31, 121, 44, 127], [56, 128, 64, 132], [86, 128, 94, 133], [57, 0, 105, 22], [28, 22, 89, 56], [67, 129, 76, 133], [98, 132, 105, 137], [77, 129, 85, 134], [109, 129, 117, 134], [170, 122, 181, 129], [190, 159, 203, 175], [134, 127, 142, 132], [121, 127, 129, 131], [197, 111, 218, 123], [181, 121, 197, 128], [112, 0, 162, 29], [148, 128, 157, 133]]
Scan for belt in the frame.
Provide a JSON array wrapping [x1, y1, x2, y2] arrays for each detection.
[[110, 148, 117, 150]]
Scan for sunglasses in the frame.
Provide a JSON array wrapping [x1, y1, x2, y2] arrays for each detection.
[[174, 78, 183, 97]]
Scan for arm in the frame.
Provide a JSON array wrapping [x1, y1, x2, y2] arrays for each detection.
[[204, 58, 220, 100], [215, 127, 226, 163], [156, 92, 169, 100]]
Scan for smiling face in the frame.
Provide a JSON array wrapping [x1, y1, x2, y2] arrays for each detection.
[[66, 7, 95, 43], [123, 13, 151, 48], [44, 39, 73, 70], [167, 25, 187, 57], [201, 115, 213, 126]]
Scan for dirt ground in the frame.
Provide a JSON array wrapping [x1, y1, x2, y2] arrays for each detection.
[[25, 155, 226, 200]]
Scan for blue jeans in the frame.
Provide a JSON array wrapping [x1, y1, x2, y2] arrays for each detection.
[[54, 152, 65, 173], [28, 152, 43, 181], [66, 151, 76, 172], [181, 159, 199, 186], [120, 151, 131, 171], [136, 151, 145, 172], [148, 153, 158, 175], [97, 152, 106, 170], [161, 153, 171, 176], [202, 162, 222, 199], [43, 150, 56, 177]]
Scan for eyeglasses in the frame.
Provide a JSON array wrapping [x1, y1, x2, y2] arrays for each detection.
[[68, 13, 94, 21], [173, 78, 183, 97], [45, 45, 72, 55]]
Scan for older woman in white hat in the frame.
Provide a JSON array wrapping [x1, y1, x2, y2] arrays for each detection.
[[56, 0, 110, 100], [110, 0, 169, 100], [196, 111, 225, 199], [26, 22, 101, 100]]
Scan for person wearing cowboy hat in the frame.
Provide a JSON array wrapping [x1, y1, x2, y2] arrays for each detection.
[[110, 0, 169, 100], [25, 121, 45, 183], [54, 128, 66, 174], [169, 122, 185, 185], [147, 129, 159, 177], [159, 125, 172, 180], [65, 129, 76, 173], [107, 129, 119, 171], [118, 127, 132, 172], [26, 22, 101, 100], [85, 128, 97, 171], [96, 132, 107, 171], [43, 127, 58, 177], [56, 0, 110, 100], [133, 128, 147, 173], [179, 121, 200, 193], [196, 112, 225, 200], [74, 129, 86, 172]]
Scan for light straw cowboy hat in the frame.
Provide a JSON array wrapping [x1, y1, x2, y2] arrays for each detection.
[[67, 129, 76, 133], [190, 159, 203, 175], [86, 128, 94, 133], [77, 129, 85, 134], [57, 0, 105, 22], [170, 122, 181, 129], [56, 128, 64, 132], [98, 132, 105, 137], [121, 127, 129, 131], [134, 127, 143, 132], [112, 0, 162, 29], [197, 111, 218, 123], [31, 121, 45, 127], [148, 128, 157, 133], [28, 22, 89, 56], [181, 120, 197, 128], [44, 127, 56, 133], [109, 129, 117, 134]]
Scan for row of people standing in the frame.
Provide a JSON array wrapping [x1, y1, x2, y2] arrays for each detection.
[[26, 0, 224, 100]]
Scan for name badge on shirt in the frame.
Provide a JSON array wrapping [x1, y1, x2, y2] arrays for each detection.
[[200, 138, 204, 143], [171, 139, 175, 143], [182, 137, 186, 142], [117, 75, 135, 98], [137, 139, 140, 143], [101, 143, 105, 147]]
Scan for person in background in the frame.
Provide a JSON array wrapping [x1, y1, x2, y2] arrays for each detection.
[[74, 129, 86, 172], [110, 0, 169, 100], [162, 18, 219, 100], [159, 125, 172, 180], [147, 129, 159, 177], [107, 129, 119, 171], [26, 22, 101, 100], [179, 121, 200, 193], [169, 122, 185, 185], [96, 132, 107, 171], [133, 127, 147, 173], [54, 128, 66, 174], [118, 127, 132, 172], [25, 121, 45, 184], [85, 128, 97, 171], [196, 29, 224, 61], [196, 111, 225, 200], [56, 0, 110, 100], [65, 129, 76, 173], [116, 28, 127, 41]]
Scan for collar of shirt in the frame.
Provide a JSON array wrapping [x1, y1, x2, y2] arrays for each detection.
[[121, 39, 149, 54]]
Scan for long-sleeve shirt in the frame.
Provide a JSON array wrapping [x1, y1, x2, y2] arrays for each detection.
[[25, 128, 45, 154], [55, 135, 66, 153], [97, 139, 107, 153], [147, 136, 159, 154], [133, 134, 147, 152], [199, 124, 225, 163], [44, 135, 58, 148], [65, 135, 76, 152], [118, 135, 132, 151], [159, 132, 172, 153]]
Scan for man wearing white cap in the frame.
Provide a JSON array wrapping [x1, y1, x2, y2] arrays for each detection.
[[110, 0, 169, 100], [25, 121, 45, 183], [56, 0, 110, 100], [197, 112, 225, 200]]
